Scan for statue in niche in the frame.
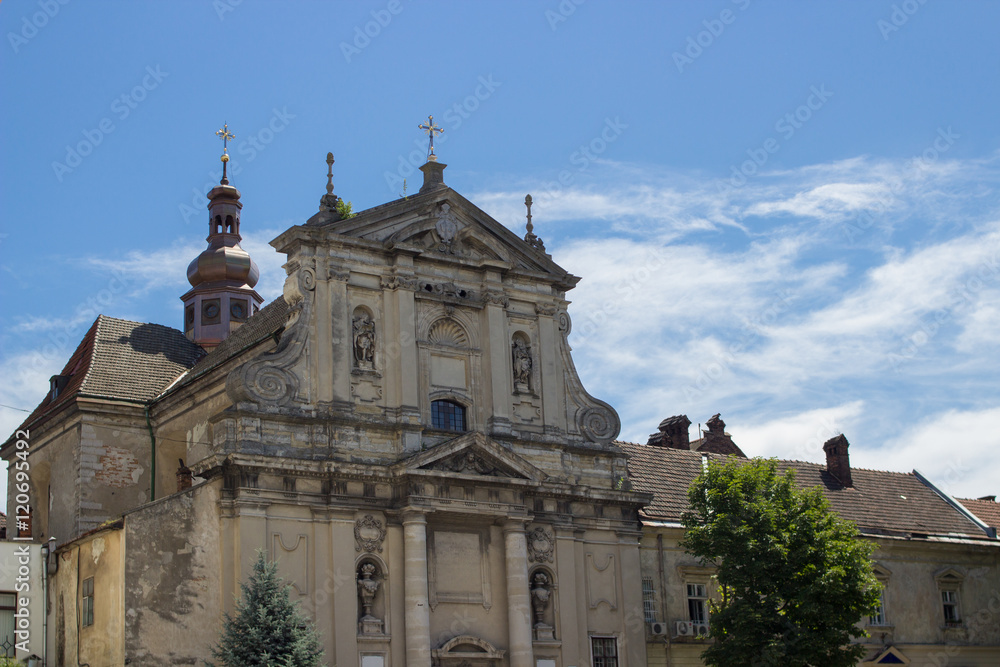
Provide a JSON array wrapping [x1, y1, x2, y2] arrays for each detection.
[[353, 312, 376, 370], [357, 562, 383, 635], [512, 337, 532, 392], [530, 571, 555, 640]]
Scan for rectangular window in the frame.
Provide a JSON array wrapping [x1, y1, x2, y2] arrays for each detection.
[[0, 593, 16, 657], [591, 636, 618, 667], [942, 590, 960, 624], [687, 583, 708, 623], [641, 576, 657, 623], [82, 577, 95, 627], [869, 588, 886, 625]]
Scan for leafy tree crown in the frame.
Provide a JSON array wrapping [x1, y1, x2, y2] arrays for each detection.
[[681, 457, 881, 667]]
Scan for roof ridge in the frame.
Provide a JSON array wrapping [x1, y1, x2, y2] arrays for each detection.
[[94, 313, 155, 327], [77, 315, 104, 395]]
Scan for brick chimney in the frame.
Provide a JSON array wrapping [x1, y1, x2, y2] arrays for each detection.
[[647, 415, 691, 449], [823, 434, 853, 488], [176, 458, 193, 492]]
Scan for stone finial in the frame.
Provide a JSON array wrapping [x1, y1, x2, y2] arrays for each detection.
[[318, 152, 340, 218], [325, 152, 335, 195], [523, 194, 546, 252]]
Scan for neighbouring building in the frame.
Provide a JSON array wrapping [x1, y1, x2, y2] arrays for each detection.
[[3, 137, 998, 667]]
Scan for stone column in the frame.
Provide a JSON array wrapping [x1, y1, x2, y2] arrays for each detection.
[[403, 511, 431, 667], [503, 520, 534, 667]]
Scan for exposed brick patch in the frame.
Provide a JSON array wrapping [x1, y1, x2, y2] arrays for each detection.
[[96, 446, 143, 488]]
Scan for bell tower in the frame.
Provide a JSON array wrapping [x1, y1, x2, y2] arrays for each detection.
[[181, 123, 263, 350]]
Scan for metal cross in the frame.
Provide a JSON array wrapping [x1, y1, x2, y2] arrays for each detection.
[[216, 122, 235, 154], [418, 115, 443, 161]]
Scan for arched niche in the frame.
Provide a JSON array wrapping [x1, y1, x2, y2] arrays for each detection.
[[356, 554, 388, 636], [528, 565, 558, 640], [511, 330, 534, 394], [352, 305, 377, 371]]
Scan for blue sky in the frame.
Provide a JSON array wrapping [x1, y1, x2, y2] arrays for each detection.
[[2, 0, 1000, 501]]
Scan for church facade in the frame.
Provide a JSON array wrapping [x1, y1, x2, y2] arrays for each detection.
[[3, 137, 999, 667]]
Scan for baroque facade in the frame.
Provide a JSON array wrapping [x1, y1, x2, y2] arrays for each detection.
[[3, 147, 999, 667]]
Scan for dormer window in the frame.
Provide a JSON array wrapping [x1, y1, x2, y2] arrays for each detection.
[[431, 400, 466, 432], [49, 374, 69, 401]]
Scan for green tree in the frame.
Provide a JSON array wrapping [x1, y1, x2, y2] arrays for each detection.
[[335, 198, 355, 219], [208, 550, 325, 667], [681, 457, 881, 667]]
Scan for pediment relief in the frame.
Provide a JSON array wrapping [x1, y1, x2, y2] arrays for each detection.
[[428, 450, 516, 477], [432, 635, 505, 665], [398, 431, 545, 483]]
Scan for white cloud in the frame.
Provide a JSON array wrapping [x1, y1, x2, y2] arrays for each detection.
[[852, 407, 1000, 498]]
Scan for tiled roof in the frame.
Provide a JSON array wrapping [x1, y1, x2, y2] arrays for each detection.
[[619, 442, 990, 540], [957, 497, 1000, 530], [7, 316, 205, 441], [167, 296, 288, 394]]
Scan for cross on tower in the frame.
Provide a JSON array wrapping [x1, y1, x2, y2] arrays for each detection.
[[418, 115, 443, 162], [216, 122, 235, 184], [216, 122, 235, 154]]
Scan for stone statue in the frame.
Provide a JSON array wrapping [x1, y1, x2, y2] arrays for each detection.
[[353, 312, 375, 369], [512, 338, 532, 390], [357, 562, 383, 634]]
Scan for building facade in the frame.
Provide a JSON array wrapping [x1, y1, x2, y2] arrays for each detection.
[[3, 149, 999, 666]]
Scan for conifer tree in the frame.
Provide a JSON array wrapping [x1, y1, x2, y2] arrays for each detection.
[[208, 550, 325, 667]]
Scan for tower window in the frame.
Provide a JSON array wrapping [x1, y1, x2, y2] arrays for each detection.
[[431, 400, 466, 432]]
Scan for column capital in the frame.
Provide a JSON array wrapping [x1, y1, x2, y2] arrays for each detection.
[[502, 517, 529, 535], [401, 509, 428, 526]]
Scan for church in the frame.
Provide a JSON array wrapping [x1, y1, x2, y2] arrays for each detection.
[[3, 122, 999, 667]]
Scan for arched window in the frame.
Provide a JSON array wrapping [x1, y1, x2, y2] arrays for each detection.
[[431, 400, 466, 432]]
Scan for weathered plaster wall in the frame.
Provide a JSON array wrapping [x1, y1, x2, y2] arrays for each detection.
[[123, 481, 222, 666], [50, 527, 126, 667]]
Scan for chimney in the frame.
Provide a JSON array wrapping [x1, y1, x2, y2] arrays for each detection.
[[176, 458, 193, 492], [647, 415, 691, 449], [823, 434, 853, 488]]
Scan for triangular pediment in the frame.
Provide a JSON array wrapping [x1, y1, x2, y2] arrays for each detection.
[[310, 186, 579, 289], [397, 431, 546, 483], [863, 646, 909, 665]]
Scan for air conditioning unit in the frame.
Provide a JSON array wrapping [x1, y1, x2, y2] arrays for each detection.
[[675, 620, 694, 637], [694, 622, 710, 637], [649, 621, 668, 636]]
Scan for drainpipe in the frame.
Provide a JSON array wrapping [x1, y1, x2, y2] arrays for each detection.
[[144, 405, 155, 502], [657, 533, 671, 666]]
